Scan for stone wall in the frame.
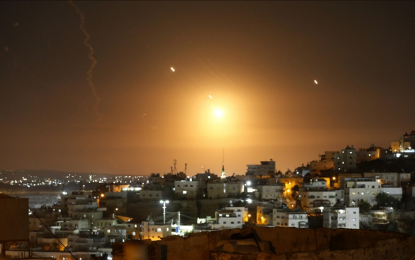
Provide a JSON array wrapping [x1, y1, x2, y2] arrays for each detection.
[[143, 227, 415, 260]]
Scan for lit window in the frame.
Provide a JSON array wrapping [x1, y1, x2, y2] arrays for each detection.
[[183, 191, 187, 194], [132, 232, 136, 236]]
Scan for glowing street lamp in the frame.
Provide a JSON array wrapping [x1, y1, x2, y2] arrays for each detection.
[[160, 200, 169, 224], [113, 207, 118, 218]]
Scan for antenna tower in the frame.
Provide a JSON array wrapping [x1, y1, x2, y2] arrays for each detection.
[[173, 159, 177, 175]]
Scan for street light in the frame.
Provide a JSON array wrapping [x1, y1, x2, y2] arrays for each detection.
[[160, 200, 169, 224], [113, 208, 118, 219]]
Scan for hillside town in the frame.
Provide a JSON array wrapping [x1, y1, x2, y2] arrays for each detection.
[[1, 131, 415, 260]]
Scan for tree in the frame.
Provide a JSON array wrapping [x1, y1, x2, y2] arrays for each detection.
[[386, 221, 400, 233], [359, 200, 371, 213], [407, 199, 415, 211], [375, 192, 399, 209]]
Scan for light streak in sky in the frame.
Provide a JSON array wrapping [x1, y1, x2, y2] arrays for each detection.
[[314, 80, 318, 84], [68, 0, 102, 121], [209, 95, 212, 99], [171, 67, 175, 72]]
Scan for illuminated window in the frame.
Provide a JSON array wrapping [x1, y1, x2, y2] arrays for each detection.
[[156, 228, 162, 232], [132, 232, 136, 236], [183, 191, 187, 194]]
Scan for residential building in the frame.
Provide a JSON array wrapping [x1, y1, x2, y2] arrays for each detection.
[[140, 220, 171, 241], [298, 188, 337, 213], [211, 207, 247, 229], [323, 207, 359, 229], [343, 178, 381, 206], [363, 172, 399, 186], [174, 180, 200, 199], [391, 131, 415, 153], [381, 186, 403, 201], [257, 183, 284, 201], [139, 189, 163, 201], [225, 181, 244, 197], [272, 209, 308, 228], [246, 159, 276, 177], [256, 205, 273, 225], [333, 145, 357, 172], [207, 180, 227, 199]]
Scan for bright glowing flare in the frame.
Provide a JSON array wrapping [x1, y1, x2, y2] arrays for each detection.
[[314, 80, 318, 84], [214, 109, 223, 117], [171, 67, 175, 72]]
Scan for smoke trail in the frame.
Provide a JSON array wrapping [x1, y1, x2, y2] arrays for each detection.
[[68, 0, 102, 121]]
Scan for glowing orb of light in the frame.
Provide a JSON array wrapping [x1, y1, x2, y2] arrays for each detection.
[[171, 67, 175, 72], [214, 109, 223, 117]]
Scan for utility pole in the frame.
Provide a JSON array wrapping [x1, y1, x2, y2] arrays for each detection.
[[160, 200, 169, 224]]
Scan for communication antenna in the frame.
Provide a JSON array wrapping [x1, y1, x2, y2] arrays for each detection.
[[185, 163, 187, 174], [173, 159, 177, 175]]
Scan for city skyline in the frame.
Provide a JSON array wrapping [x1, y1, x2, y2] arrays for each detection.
[[1, 1, 414, 175]]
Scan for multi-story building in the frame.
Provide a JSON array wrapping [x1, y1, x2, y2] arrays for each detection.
[[356, 145, 381, 164], [207, 180, 227, 199], [246, 159, 276, 177], [333, 145, 357, 172], [343, 178, 381, 206], [139, 189, 163, 201], [298, 188, 338, 213], [257, 183, 284, 201], [391, 131, 415, 153], [310, 151, 338, 174], [211, 207, 247, 229], [310, 160, 335, 175], [256, 205, 273, 225], [174, 180, 200, 199], [140, 220, 172, 241], [272, 209, 308, 228], [101, 191, 128, 215], [192, 170, 218, 188], [323, 207, 359, 229], [363, 172, 398, 186], [225, 181, 245, 197], [381, 186, 403, 201]]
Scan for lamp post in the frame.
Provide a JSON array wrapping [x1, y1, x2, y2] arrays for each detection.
[[160, 200, 169, 224], [113, 207, 118, 219]]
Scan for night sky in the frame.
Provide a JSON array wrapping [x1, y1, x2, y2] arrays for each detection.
[[1, 1, 415, 175]]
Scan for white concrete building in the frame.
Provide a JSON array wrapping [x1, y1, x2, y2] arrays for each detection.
[[298, 189, 338, 213], [343, 178, 381, 206], [323, 207, 359, 229], [211, 207, 247, 230], [381, 186, 403, 201], [272, 209, 308, 228]]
